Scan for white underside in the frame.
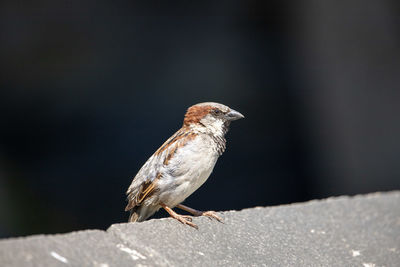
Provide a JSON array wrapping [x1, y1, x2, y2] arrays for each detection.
[[157, 134, 219, 207]]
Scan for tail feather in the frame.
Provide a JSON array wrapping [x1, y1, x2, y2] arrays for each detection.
[[128, 205, 159, 222], [128, 206, 140, 222]]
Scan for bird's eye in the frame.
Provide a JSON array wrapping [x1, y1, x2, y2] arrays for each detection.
[[213, 109, 222, 116]]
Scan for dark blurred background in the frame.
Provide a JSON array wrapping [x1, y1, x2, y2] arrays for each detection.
[[1, 1, 399, 238]]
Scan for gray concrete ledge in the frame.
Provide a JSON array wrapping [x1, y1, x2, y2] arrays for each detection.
[[1, 191, 399, 266]]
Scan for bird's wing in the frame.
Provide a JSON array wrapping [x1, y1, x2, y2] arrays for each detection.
[[125, 171, 162, 211], [125, 128, 197, 211]]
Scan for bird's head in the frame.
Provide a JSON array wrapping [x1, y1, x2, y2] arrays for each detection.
[[183, 102, 244, 136]]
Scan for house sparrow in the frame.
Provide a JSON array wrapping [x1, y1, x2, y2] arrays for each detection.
[[125, 102, 244, 229]]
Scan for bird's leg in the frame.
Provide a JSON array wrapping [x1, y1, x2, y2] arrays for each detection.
[[176, 204, 223, 222], [160, 203, 198, 229]]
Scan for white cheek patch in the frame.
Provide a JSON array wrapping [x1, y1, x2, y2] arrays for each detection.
[[199, 115, 225, 137]]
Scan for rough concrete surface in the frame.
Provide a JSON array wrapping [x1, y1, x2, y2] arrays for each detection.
[[1, 191, 399, 266]]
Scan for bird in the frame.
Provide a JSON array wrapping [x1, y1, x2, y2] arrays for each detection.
[[125, 102, 244, 229]]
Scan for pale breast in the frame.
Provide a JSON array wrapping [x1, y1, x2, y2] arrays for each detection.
[[157, 134, 220, 206]]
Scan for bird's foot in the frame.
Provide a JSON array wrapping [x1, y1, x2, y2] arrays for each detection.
[[161, 203, 198, 229], [176, 204, 223, 223], [170, 213, 198, 229], [199, 210, 223, 222]]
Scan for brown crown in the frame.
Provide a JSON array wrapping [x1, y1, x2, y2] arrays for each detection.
[[183, 105, 214, 126]]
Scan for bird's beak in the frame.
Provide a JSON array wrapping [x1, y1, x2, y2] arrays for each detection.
[[225, 109, 245, 121]]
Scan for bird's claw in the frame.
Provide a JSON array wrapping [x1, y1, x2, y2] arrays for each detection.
[[174, 215, 198, 229], [201, 211, 223, 222], [180, 215, 193, 222]]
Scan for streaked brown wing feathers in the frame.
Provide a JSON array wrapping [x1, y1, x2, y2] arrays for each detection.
[[157, 128, 197, 165], [125, 128, 197, 212], [125, 173, 162, 211]]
